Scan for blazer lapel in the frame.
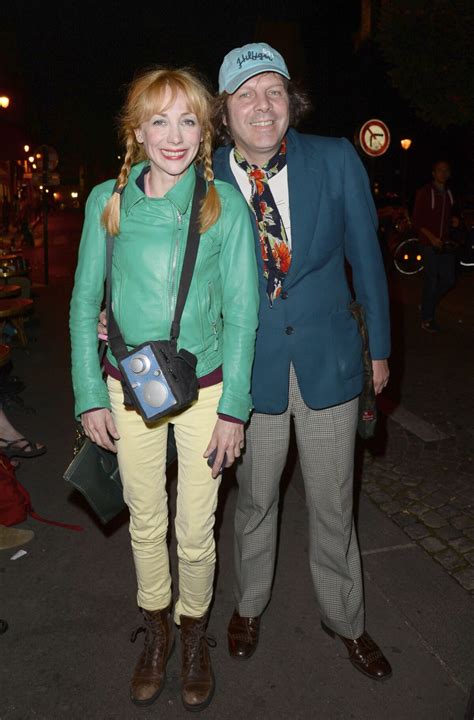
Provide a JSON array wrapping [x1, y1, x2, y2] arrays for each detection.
[[213, 147, 240, 191], [284, 130, 322, 287]]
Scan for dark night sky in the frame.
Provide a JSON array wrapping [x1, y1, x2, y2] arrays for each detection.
[[2, 1, 469, 197], [2, 2, 359, 161]]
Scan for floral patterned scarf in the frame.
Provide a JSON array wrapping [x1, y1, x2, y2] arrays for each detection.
[[234, 139, 291, 307]]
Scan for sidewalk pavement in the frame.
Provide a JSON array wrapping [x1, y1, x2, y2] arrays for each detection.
[[363, 266, 474, 595], [0, 212, 472, 719]]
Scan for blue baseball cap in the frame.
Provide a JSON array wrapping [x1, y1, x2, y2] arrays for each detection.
[[218, 42, 290, 94]]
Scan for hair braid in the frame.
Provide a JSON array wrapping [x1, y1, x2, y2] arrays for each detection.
[[198, 129, 220, 234], [101, 135, 137, 235]]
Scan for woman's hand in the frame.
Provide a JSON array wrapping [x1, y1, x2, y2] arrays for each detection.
[[372, 359, 389, 395], [204, 419, 245, 479], [81, 408, 119, 452], [98, 309, 108, 340]]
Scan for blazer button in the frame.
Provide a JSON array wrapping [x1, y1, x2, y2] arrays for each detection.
[[281, 291, 288, 300], [285, 326, 294, 335]]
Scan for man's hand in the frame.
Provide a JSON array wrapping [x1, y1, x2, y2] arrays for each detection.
[[81, 408, 119, 452], [204, 418, 245, 479], [98, 309, 108, 340], [372, 359, 389, 395], [421, 227, 442, 249]]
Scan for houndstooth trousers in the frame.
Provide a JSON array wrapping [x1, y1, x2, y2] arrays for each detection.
[[234, 364, 365, 639]]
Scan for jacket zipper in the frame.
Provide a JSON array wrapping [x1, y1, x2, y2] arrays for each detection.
[[439, 192, 446, 242], [208, 281, 218, 350], [169, 209, 182, 322]]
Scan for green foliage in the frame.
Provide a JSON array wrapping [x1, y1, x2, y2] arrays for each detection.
[[377, 0, 474, 128]]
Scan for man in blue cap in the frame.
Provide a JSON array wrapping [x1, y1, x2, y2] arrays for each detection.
[[213, 43, 392, 681]]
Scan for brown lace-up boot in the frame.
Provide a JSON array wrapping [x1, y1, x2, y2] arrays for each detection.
[[130, 604, 174, 706], [180, 614, 215, 711]]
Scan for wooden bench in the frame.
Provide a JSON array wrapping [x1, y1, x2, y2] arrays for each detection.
[[0, 285, 21, 299], [0, 298, 34, 347], [0, 343, 11, 367]]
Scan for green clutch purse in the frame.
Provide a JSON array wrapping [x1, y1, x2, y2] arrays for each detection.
[[64, 426, 177, 525]]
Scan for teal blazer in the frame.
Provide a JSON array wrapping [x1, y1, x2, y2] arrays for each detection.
[[213, 128, 390, 413]]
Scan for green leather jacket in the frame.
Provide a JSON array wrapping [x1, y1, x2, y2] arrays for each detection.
[[70, 163, 259, 421]]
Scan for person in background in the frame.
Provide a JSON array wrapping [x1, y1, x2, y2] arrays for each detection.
[[412, 160, 459, 333], [0, 405, 45, 459]]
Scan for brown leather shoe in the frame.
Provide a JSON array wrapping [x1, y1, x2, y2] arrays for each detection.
[[180, 614, 215, 711], [227, 609, 261, 660], [322, 622, 392, 681], [130, 605, 174, 706]]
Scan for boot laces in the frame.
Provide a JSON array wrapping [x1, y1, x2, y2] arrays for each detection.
[[182, 624, 216, 668], [130, 625, 146, 644], [130, 614, 167, 664]]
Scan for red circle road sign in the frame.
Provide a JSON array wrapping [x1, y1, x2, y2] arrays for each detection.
[[359, 119, 391, 157]]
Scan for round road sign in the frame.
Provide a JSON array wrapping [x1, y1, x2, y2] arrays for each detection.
[[359, 119, 390, 157]]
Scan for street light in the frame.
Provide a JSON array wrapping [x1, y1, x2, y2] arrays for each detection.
[[24, 145, 30, 153], [0, 97, 10, 109], [400, 138, 413, 205]]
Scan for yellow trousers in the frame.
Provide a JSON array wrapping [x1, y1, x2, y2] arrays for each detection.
[[108, 377, 222, 622]]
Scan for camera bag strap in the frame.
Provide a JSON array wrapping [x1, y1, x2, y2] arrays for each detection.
[[106, 173, 206, 360]]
